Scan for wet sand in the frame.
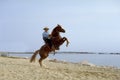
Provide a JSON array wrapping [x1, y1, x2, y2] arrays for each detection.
[[0, 56, 120, 80]]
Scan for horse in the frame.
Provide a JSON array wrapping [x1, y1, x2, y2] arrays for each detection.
[[30, 24, 69, 67]]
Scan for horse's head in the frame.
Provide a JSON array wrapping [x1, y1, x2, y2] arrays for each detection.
[[51, 24, 65, 37], [55, 24, 65, 33]]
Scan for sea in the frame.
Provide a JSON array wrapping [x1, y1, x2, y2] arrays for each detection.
[[1, 52, 120, 68]]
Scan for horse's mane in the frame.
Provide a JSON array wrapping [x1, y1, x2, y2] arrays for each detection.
[[51, 24, 61, 37]]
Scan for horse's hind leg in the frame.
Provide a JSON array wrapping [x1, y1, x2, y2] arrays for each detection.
[[39, 58, 43, 67], [39, 52, 49, 67]]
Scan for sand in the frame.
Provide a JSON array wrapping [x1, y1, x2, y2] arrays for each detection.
[[0, 56, 120, 80]]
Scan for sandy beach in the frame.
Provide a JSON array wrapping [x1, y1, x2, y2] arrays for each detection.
[[0, 56, 120, 80]]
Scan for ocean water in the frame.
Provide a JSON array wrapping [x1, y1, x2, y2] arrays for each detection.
[[49, 53, 120, 67], [9, 53, 120, 68]]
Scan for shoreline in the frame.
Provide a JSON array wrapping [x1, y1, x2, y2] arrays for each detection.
[[1, 51, 120, 55], [1, 54, 120, 68], [0, 56, 120, 80]]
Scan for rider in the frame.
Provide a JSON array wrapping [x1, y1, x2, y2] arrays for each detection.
[[42, 27, 52, 49]]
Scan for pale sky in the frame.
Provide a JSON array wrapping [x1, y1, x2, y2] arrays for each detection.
[[0, 0, 120, 52]]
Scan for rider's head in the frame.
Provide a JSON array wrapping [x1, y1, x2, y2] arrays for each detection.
[[43, 27, 49, 32]]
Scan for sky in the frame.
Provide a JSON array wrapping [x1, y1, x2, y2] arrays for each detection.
[[0, 0, 120, 52]]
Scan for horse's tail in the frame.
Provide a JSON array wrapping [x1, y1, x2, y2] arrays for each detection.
[[30, 50, 39, 62]]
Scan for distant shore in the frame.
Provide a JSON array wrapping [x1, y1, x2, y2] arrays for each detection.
[[0, 51, 120, 55], [0, 56, 120, 80]]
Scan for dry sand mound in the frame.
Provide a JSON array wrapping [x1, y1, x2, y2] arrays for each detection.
[[0, 57, 120, 80]]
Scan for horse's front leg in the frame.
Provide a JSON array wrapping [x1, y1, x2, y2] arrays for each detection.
[[63, 37, 69, 47], [66, 39, 69, 47]]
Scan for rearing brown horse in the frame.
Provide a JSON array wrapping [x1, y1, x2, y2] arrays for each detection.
[[30, 24, 69, 67]]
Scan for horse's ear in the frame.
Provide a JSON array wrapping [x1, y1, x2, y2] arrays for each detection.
[[57, 24, 60, 26]]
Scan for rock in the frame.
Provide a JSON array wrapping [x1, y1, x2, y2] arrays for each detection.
[[79, 60, 96, 67]]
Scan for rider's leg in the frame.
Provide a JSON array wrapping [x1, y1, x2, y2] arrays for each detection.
[[46, 39, 52, 49]]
